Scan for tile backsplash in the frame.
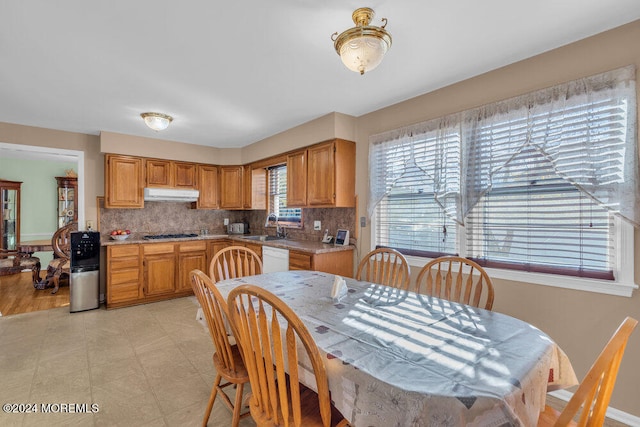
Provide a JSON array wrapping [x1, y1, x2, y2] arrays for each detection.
[[100, 202, 356, 242]]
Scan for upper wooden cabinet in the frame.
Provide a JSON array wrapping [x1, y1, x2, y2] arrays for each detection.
[[145, 159, 196, 189], [105, 154, 144, 208], [287, 139, 355, 208], [219, 166, 244, 210], [196, 164, 219, 209], [307, 139, 355, 207], [287, 150, 307, 207], [250, 168, 267, 210]]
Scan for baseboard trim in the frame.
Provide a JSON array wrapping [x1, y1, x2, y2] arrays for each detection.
[[549, 390, 640, 426]]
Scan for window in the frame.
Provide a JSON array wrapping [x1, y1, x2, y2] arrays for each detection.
[[268, 165, 301, 227], [369, 66, 637, 295]]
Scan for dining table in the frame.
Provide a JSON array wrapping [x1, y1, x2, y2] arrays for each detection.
[[17, 239, 53, 255], [214, 270, 578, 427]]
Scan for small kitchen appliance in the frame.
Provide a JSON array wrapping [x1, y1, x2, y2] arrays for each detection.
[[228, 223, 247, 234], [70, 230, 100, 312]]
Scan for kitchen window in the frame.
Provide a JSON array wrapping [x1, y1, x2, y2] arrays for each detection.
[[369, 66, 638, 296], [268, 165, 302, 227]]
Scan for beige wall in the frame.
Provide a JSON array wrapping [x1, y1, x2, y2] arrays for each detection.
[[1, 19, 639, 418], [354, 20, 640, 417]]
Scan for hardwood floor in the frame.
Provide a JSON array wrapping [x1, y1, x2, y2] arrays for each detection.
[[0, 271, 69, 316]]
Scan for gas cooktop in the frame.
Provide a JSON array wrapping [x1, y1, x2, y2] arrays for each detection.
[[142, 233, 199, 240]]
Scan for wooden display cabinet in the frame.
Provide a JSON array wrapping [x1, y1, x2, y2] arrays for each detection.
[[0, 179, 21, 250], [56, 176, 78, 228]]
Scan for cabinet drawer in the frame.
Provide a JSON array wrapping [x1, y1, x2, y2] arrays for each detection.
[[109, 282, 140, 303], [289, 251, 312, 270], [110, 258, 139, 270], [179, 241, 207, 252], [109, 245, 139, 258], [143, 243, 176, 255], [110, 269, 140, 285]]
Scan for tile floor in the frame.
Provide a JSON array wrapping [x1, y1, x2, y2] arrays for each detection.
[[0, 297, 255, 427]]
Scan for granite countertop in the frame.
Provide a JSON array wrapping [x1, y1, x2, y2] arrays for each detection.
[[101, 233, 354, 255]]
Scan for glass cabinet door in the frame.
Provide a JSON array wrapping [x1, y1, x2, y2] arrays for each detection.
[[1, 180, 21, 250]]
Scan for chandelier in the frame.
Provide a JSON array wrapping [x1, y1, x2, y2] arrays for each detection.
[[140, 112, 173, 131], [331, 7, 392, 75]]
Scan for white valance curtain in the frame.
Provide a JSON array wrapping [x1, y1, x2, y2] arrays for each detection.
[[368, 66, 639, 226]]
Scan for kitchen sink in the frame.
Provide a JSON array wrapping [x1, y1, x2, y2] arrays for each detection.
[[240, 235, 283, 242]]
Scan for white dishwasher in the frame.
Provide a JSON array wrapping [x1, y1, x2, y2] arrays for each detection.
[[262, 246, 289, 273]]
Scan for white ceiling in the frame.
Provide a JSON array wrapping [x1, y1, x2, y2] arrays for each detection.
[[1, 1, 640, 149]]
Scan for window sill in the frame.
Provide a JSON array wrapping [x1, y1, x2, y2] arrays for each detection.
[[404, 255, 638, 298]]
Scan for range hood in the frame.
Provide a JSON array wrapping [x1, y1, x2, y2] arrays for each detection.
[[143, 187, 199, 202]]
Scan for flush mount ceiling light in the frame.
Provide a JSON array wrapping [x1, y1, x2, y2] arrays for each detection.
[[331, 7, 392, 75], [140, 112, 173, 131]]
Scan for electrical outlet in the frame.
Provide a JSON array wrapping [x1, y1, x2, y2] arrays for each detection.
[[223, 218, 229, 226], [86, 220, 94, 230], [360, 216, 367, 227], [314, 220, 321, 231]]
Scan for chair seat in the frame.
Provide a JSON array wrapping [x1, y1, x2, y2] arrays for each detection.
[[213, 345, 248, 383], [0, 253, 41, 283]]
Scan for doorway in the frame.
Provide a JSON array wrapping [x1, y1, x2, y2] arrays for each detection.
[[0, 142, 84, 315]]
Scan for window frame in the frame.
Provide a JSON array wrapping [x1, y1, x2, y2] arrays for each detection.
[[266, 164, 302, 229]]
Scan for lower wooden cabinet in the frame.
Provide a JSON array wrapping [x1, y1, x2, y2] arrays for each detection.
[[143, 244, 176, 297], [289, 249, 353, 277], [107, 245, 141, 306], [177, 241, 208, 293]]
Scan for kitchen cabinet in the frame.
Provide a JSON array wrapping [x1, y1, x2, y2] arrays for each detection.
[[146, 159, 197, 189], [0, 180, 21, 250], [286, 150, 307, 207], [105, 154, 144, 208], [196, 165, 219, 209], [220, 166, 244, 209], [143, 243, 176, 296], [307, 139, 356, 207], [56, 176, 77, 228], [289, 249, 353, 277], [241, 241, 262, 258], [107, 244, 141, 306], [208, 239, 231, 266], [177, 241, 207, 293]]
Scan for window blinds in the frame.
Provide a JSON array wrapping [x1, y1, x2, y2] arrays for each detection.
[[268, 165, 301, 222]]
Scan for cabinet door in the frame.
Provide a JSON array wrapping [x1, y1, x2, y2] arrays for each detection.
[[243, 166, 252, 209], [143, 244, 176, 296], [105, 155, 144, 208], [178, 251, 207, 293], [287, 150, 307, 207], [196, 165, 219, 209], [242, 242, 262, 259], [207, 239, 230, 267], [174, 162, 197, 188], [220, 166, 244, 209], [146, 159, 172, 187], [0, 180, 21, 250], [307, 142, 335, 206]]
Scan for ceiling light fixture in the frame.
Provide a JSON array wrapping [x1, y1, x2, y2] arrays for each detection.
[[140, 112, 173, 131], [331, 7, 392, 75]]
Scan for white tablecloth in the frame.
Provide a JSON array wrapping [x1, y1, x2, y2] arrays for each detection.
[[215, 270, 577, 427]]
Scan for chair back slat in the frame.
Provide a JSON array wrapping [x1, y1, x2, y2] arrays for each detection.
[[356, 248, 411, 290], [414, 256, 495, 310], [210, 245, 262, 284], [228, 285, 334, 427]]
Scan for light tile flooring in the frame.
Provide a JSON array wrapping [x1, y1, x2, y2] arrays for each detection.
[[0, 297, 628, 427], [0, 297, 256, 427]]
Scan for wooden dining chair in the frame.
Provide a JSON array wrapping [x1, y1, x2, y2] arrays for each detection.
[[38, 221, 77, 294], [190, 269, 250, 427], [210, 245, 263, 283], [414, 256, 495, 310], [538, 316, 638, 426], [227, 284, 350, 427], [355, 247, 411, 290]]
